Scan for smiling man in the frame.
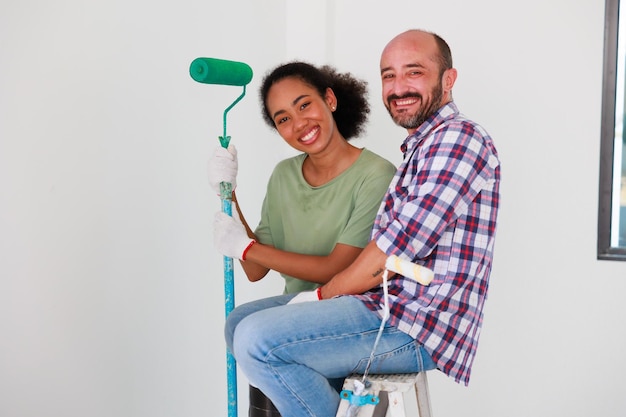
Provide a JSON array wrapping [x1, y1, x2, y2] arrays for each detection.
[[222, 29, 501, 417], [380, 30, 456, 132]]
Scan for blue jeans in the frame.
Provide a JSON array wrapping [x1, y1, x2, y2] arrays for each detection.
[[225, 294, 436, 417]]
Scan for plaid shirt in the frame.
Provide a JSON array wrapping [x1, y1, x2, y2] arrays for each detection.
[[355, 102, 500, 385]]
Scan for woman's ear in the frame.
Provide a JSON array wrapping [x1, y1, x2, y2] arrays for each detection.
[[325, 87, 338, 111]]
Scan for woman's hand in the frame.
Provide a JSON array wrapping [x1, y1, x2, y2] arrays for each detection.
[[208, 144, 238, 195]]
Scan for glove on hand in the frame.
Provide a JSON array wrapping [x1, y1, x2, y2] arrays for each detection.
[[208, 144, 238, 194], [287, 289, 322, 305], [213, 211, 255, 260]]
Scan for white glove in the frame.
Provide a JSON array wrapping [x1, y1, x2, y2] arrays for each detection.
[[208, 144, 238, 194], [287, 289, 321, 305], [213, 211, 255, 260]]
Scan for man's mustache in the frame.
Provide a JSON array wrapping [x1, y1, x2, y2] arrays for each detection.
[[387, 93, 422, 107]]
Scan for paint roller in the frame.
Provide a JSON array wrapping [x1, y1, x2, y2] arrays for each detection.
[[189, 57, 253, 148], [190, 57, 253, 417], [384, 255, 434, 286]]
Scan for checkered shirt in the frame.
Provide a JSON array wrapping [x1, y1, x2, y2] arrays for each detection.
[[354, 102, 500, 385]]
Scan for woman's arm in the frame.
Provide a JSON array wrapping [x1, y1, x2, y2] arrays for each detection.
[[233, 192, 362, 283], [243, 242, 362, 283], [231, 192, 271, 281]]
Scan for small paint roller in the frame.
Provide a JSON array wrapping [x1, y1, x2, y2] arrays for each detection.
[[190, 57, 253, 417], [385, 255, 435, 286]]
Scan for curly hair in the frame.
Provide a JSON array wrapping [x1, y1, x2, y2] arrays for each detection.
[[259, 62, 370, 140]]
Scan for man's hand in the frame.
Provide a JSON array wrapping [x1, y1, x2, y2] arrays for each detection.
[[208, 144, 238, 194], [287, 289, 321, 305], [213, 211, 255, 260]]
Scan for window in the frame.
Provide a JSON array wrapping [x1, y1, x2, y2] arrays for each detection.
[[599, 0, 626, 260]]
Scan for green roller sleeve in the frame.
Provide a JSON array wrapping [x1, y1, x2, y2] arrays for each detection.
[[189, 57, 253, 86]]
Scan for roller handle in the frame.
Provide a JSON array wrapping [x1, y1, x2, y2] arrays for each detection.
[[385, 255, 434, 286]]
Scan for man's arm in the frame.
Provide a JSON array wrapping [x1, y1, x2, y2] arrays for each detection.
[[319, 240, 388, 299]]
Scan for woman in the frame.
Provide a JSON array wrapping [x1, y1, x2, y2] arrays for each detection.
[[211, 62, 395, 294], [210, 61, 396, 416]]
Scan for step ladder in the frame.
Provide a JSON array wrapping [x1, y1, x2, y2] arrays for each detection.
[[335, 372, 432, 417]]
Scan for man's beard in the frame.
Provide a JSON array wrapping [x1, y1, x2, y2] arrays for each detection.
[[386, 82, 444, 130]]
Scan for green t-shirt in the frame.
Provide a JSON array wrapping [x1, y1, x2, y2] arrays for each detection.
[[254, 148, 396, 294]]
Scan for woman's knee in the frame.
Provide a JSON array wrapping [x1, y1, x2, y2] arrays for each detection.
[[224, 295, 292, 354], [224, 304, 255, 353], [230, 314, 270, 368]]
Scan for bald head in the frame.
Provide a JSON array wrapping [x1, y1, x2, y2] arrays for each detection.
[[382, 30, 453, 77]]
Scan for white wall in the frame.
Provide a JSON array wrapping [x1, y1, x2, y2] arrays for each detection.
[[1, 1, 625, 417]]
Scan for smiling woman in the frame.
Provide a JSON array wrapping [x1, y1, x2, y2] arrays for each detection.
[[208, 61, 397, 416], [599, 0, 626, 260]]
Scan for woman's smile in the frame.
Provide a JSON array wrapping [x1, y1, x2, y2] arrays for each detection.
[[299, 126, 320, 145]]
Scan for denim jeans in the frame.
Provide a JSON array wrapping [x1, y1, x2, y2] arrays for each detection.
[[225, 294, 436, 417]]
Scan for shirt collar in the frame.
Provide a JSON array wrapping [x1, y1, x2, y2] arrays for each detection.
[[400, 101, 459, 156]]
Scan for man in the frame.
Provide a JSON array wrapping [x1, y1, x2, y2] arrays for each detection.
[[217, 29, 500, 417]]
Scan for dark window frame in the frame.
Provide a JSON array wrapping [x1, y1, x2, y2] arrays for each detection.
[[599, 0, 626, 260]]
